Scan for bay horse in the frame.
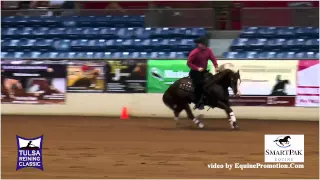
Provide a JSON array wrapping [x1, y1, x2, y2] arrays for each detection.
[[162, 69, 241, 130]]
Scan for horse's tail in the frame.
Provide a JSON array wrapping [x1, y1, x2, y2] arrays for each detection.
[[273, 140, 279, 142]]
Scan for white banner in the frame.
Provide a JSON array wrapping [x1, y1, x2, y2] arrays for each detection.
[[296, 60, 319, 107]]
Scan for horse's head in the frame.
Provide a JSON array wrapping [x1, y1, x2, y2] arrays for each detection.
[[285, 136, 291, 140], [229, 70, 241, 96]]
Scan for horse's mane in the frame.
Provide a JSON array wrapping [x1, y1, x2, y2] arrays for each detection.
[[210, 69, 234, 83]]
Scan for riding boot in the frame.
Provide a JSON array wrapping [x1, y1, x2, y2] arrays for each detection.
[[194, 94, 205, 110]]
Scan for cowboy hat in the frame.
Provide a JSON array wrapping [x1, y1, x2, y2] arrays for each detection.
[[193, 36, 209, 46]]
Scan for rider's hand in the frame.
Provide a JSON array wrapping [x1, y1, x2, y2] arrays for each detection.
[[215, 67, 219, 72], [198, 67, 204, 72]]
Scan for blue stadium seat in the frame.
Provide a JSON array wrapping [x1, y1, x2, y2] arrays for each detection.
[[12, 52, 30, 58], [1, 15, 208, 58], [150, 39, 162, 52], [285, 39, 306, 51], [53, 39, 71, 51], [244, 51, 259, 59], [1, 39, 11, 51], [105, 39, 119, 52], [230, 38, 249, 51], [32, 27, 49, 38], [121, 39, 136, 52], [18, 27, 33, 38], [160, 39, 179, 52], [135, 28, 151, 39], [117, 28, 135, 39], [41, 16, 61, 27], [178, 39, 194, 51], [1, 52, 9, 59], [151, 28, 172, 38], [305, 39, 319, 52], [240, 27, 259, 38], [257, 27, 277, 38], [149, 52, 169, 59], [247, 38, 267, 51], [275, 52, 296, 59], [265, 39, 286, 51], [81, 27, 100, 39], [35, 39, 54, 51], [276, 27, 296, 39], [131, 52, 149, 59], [66, 28, 83, 39], [47, 28, 65, 38], [99, 28, 118, 39], [6, 39, 22, 51], [223, 52, 239, 59], [168, 52, 187, 59], [171, 28, 188, 38], [257, 51, 277, 59], [295, 52, 317, 59], [29, 51, 43, 58], [2, 28, 19, 38], [3, 52, 15, 58]]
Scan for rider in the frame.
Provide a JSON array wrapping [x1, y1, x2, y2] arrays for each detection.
[[187, 35, 219, 110]]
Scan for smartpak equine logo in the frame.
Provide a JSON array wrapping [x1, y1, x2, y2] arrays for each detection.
[[265, 135, 304, 163], [16, 135, 44, 171], [274, 135, 291, 148]]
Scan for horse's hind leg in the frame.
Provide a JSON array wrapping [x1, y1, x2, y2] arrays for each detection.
[[217, 100, 239, 129], [183, 104, 204, 128]]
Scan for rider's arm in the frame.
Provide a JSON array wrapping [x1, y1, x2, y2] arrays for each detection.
[[208, 49, 218, 68], [187, 49, 200, 71]]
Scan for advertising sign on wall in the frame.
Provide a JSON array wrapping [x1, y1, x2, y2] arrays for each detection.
[[295, 60, 319, 107], [105, 59, 147, 93], [147, 60, 213, 93], [1, 64, 66, 104], [220, 60, 297, 96], [67, 61, 105, 93], [220, 60, 298, 106]]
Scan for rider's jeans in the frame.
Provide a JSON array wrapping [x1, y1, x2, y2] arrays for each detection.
[[189, 70, 204, 102]]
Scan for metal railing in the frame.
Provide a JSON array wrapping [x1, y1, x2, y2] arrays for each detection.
[[241, 7, 319, 27]]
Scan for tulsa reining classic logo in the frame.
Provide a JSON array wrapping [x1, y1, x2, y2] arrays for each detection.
[[16, 135, 44, 171]]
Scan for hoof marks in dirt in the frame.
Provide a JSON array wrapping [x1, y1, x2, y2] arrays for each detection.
[[157, 162, 180, 166], [79, 153, 96, 157], [140, 154, 151, 158], [69, 165, 86, 169], [113, 163, 127, 166]]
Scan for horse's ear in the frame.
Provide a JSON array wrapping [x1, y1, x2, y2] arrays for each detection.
[[237, 70, 239, 74]]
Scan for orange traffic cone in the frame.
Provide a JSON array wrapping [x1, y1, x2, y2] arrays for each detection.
[[120, 107, 129, 120]]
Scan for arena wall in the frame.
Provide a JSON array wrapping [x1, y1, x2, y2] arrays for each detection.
[[2, 93, 318, 121]]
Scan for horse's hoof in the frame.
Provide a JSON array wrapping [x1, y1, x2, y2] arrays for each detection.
[[198, 122, 205, 129], [232, 122, 239, 130], [229, 121, 239, 130]]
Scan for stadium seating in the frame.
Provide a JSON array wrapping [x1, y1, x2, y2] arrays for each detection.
[[1, 15, 207, 59], [224, 26, 319, 59]]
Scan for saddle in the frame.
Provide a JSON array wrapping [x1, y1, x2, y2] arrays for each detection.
[[179, 77, 209, 105], [178, 77, 195, 92]]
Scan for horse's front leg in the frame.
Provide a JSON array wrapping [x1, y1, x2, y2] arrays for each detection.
[[217, 100, 239, 130]]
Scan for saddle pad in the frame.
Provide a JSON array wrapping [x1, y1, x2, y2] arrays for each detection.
[[179, 78, 194, 92]]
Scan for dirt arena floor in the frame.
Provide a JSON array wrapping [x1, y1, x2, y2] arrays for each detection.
[[2, 115, 319, 179]]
